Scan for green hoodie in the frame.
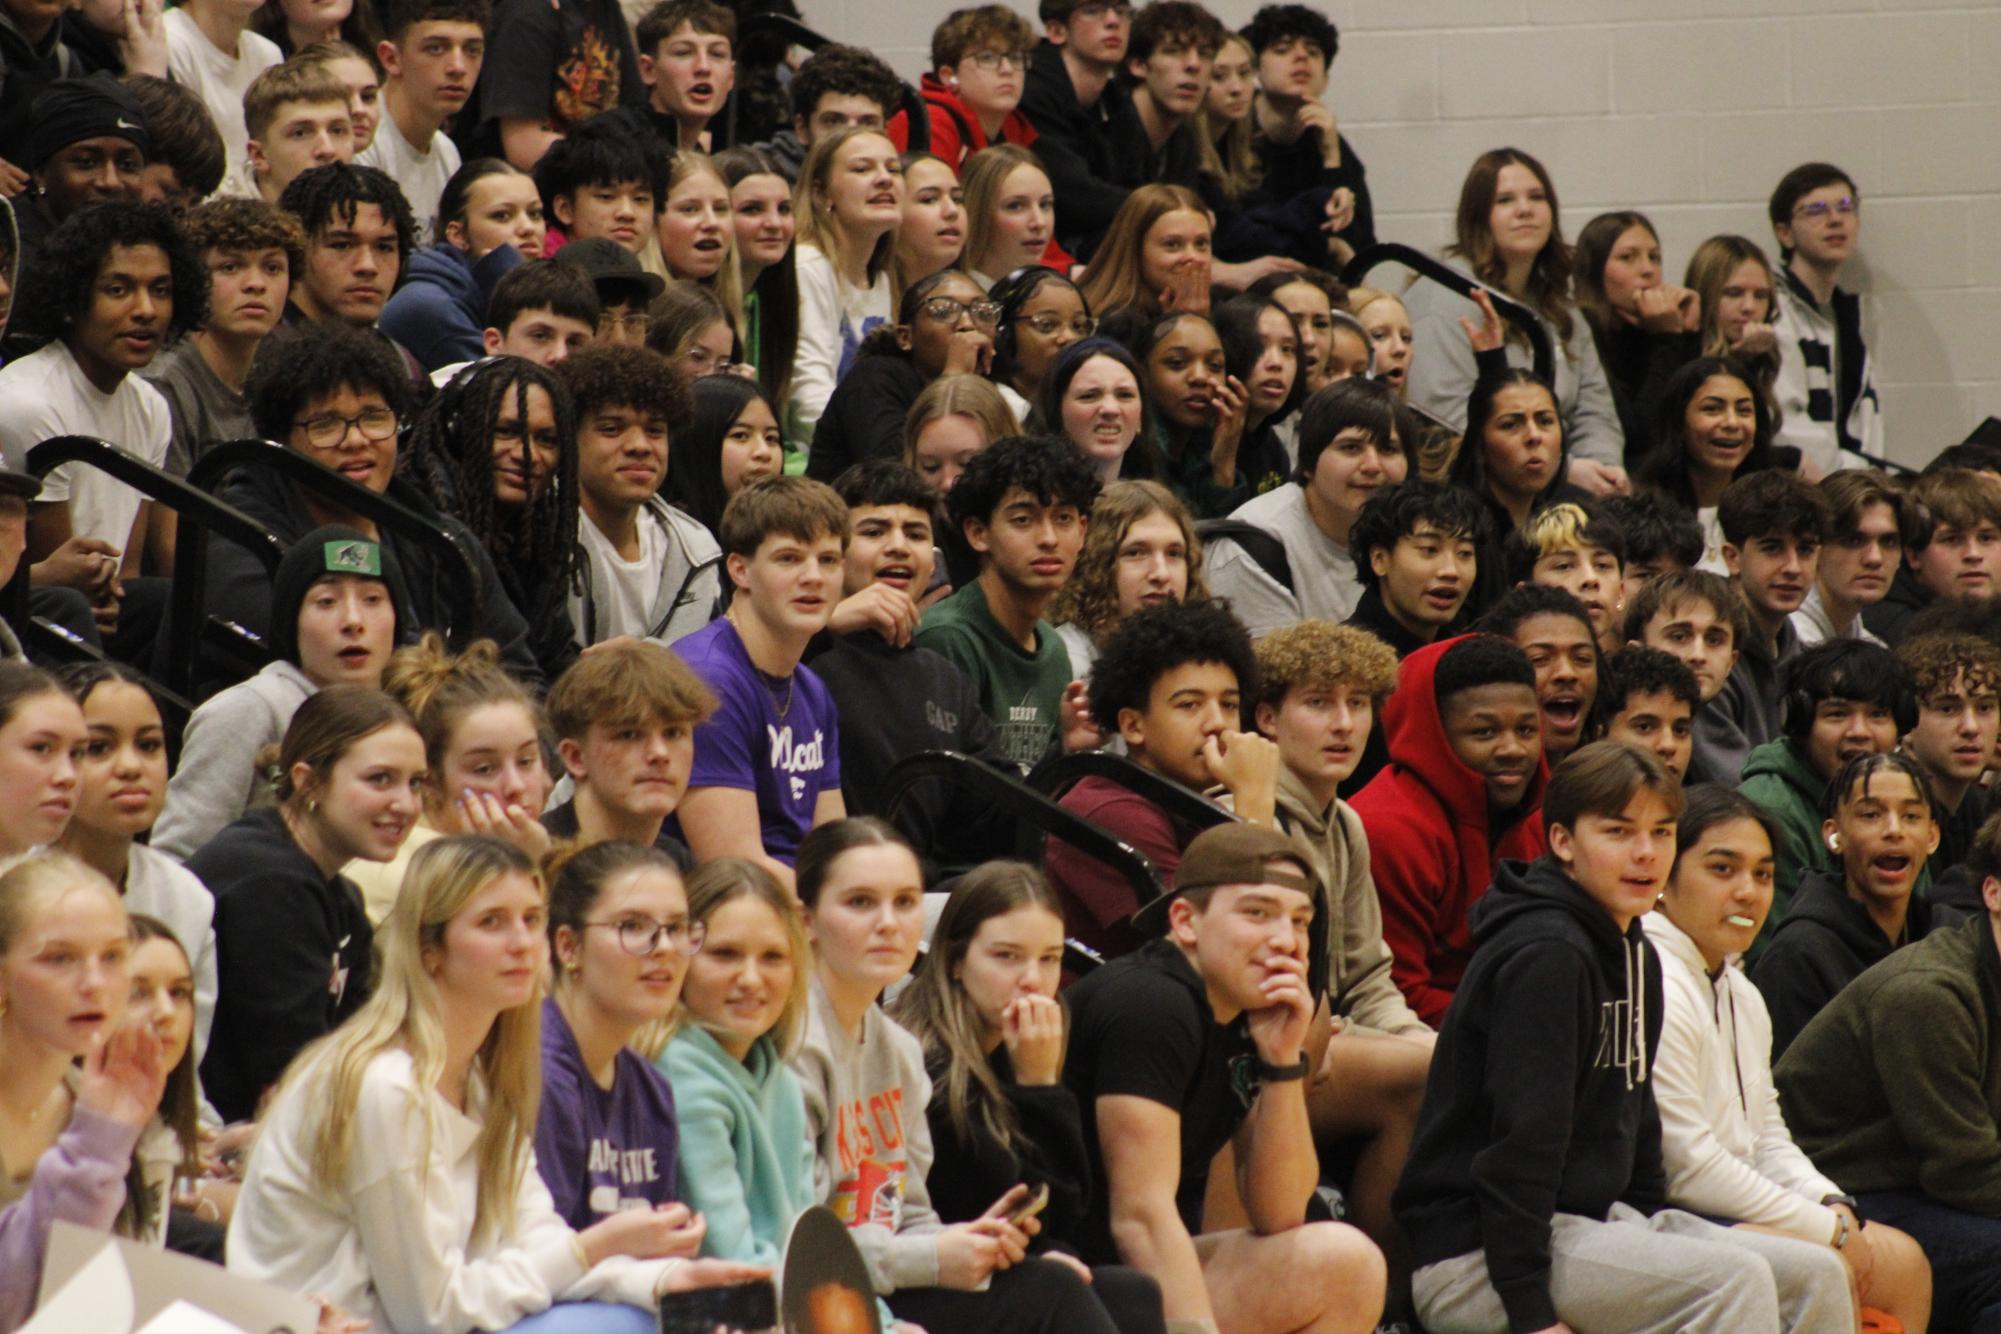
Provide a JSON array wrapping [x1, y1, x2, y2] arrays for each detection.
[[1739, 738, 1837, 962]]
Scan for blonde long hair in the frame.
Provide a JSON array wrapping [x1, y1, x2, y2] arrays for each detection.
[[662, 151, 746, 328], [794, 126, 900, 296], [290, 836, 546, 1248], [959, 144, 1045, 281], [681, 858, 810, 1059], [1193, 35, 1260, 207]]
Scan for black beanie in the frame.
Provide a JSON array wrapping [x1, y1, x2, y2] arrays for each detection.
[[26, 75, 152, 170], [269, 525, 407, 664]]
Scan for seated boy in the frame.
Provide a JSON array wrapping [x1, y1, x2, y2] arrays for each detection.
[[556, 342, 723, 648], [1351, 634, 1547, 1026], [1479, 583, 1600, 769], [1738, 638, 1912, 945], [540, 636, 712, 865], [1865, 466, 2001, 643], [1898, 631, 2001, 883], [1063, 822, 1389, 1334], [1600, 492, 1702, 606], [145, 196, 304, 475], [237, 61, 355, 203], [1398, 741, 1850, 1334], [758, 43, 900, 182], [532, 113, 665, 256], [1696, 470, 1830, 784], [1249, 617, 1434, 1288], [1505, 499, 1625, 654], [915, 434, 1101, 770], [1776, 808, 2001, 1332], [668, 476, 848, 886], [429, 257, 599, 383], [121, 73, 228, 213], [153, 523, 403, 862], [355, 0, 487, 238], [554, 235, 663, 347], [810, 460, 1013, 855], [1043, 598, 1278, 960], [1342, 479, 1481, 659], [1794, 469, 1905, 647], [1755, 751, 1944, 1059], [888, 3, 1039, 170], [634, 0, 735, 150], [278, 162, 418, 336], [1595, 645, 1698, 782], [1625, 567, 1745, 780]]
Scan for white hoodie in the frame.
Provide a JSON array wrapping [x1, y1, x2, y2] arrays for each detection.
[[1643, 911, 1846, 1242]]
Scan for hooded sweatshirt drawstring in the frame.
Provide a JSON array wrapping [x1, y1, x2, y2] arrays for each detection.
[[1622, 932, 1649, 1090]]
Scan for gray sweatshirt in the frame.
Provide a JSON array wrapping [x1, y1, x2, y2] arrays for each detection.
[[153, 660, 315, 861], [790, 974, 943, 1294]]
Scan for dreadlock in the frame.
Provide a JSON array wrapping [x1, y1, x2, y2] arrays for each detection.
[[402, 358, 580, 587]]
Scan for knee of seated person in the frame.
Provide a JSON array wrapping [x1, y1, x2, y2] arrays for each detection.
[[1297, 1220, 1388, 1295]]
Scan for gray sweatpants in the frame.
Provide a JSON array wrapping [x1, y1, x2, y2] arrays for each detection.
[[1412, 1203, 1856, 1334]]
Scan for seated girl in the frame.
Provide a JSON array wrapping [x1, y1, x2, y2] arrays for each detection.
[[1636, 355, 1778, 571], [155, 527, 403, 860], [1647, 784, 1932, 1333], [989, 266, 1095, 425], [57, 665, 218, 1079], [666, 374, 786, 539], [191, 687, 426, 1123], [645, 281, 739, 384], [807, 269, 1000, 484], [1138, 311, 1278, 518], [1078, 185, 1215, 345], [537, 842, 704, 1243], [403, 358, 584, 681], [901, 375, 1020, 590], [958, 145, 1059, 290], [0, 853, 169, 1329], [1038, 339, 1157, 489], [895, 152, 967, 291], [1213, 294, 1305, 477], [1573, 210, 1700, 465], [227, 835, 767, 1333], [351, 634, 556, 922], [791, 818, 1126, 1334], [0, 665, 87, 863], [889, 862, 1166, 1334], [660, 858, 816, 1266], [127, 914, 224, 1251]]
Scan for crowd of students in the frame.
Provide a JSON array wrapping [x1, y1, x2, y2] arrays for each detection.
[[0, 0, 1993, 1330]]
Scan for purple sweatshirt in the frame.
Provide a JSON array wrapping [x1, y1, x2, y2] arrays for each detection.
[[0, 1105, 141, 1332]]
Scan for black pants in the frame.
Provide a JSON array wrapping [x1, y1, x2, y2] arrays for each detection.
[[887, 1255, 1163, 1334]]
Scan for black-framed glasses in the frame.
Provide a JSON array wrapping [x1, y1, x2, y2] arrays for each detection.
[[586, 916, 706, 957], [965, 49, 1033, 70], [1793, 196, 1857, 222], [599, 311, 652, 335], [294, 406, 398, 449], [920, 296, 1002, 326], [1020, 312, 1098, 337]]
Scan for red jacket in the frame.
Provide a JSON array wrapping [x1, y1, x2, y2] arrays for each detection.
[[888, 74, 1039, 172], [1349, 636, 1549, 1027]]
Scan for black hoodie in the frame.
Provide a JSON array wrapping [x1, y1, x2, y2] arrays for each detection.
[[1752, 867, 1945, 1060], [1861, 562, 1932, 643], [1393, 857, 1665, 1334]]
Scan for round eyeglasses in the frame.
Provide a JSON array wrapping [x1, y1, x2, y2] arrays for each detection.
[[585, 916, 706, 957]]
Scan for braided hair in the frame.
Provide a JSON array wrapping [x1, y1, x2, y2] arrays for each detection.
[[402, 358, 579, 588]]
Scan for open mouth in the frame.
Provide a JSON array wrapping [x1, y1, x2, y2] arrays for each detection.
[[1422, 585, 1461, 612], [875, 563, 915, 589], [936, 226, 962, 243], [1379, 364, 1406, 385], [336, 644, 373, 668], [1257, 377, 1288, 398], [689, 82, 715, 99], [1543, 696, 1583, 730], [1871, 852, 1913, 879], [121, 330, 157, 351], [337, 460, 377, 483], [792, 595, 825, 613], [693, 237, 722, 252], [868, 192, 898, 208]]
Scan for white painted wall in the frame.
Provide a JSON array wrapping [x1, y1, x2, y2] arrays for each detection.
[[810, 0, 2001, 467]]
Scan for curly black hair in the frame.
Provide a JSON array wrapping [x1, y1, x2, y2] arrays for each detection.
[[1599, 492, 1702, 571], [245, 321, 416, 442], [554, 343, 694, 435], [1087, 598, 1257, 735], [19, 201, 208, 341], [1348, 480, 1487, 588], [277, 162, 417, 282], [1474, 582, 1593, 643], [947, 432, 1103, 534], [787, 44, 901, 124], [1240, 4, 1338, 62], [1779, 639, 1916, 743], [1596, 645, 1700, 725], [403, 357, 579, 585]]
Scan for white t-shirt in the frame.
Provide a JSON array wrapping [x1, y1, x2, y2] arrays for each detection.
[[356, 113, 461, 243], [574, 510, 667, 641], [164, 8, 282, 182], [0, 342, 171, 550]]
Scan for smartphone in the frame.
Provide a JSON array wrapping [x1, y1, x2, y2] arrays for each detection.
[[1008, 1182, 1052, 1228]]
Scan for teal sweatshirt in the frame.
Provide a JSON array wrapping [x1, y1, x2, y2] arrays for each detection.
[[659, 1025, 817, 1266]]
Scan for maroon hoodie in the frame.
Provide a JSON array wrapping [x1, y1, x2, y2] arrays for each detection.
[[1350, 635, 1549, 1026]]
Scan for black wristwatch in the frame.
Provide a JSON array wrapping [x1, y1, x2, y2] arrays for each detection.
[[1255, 1055, 1309, 1083]]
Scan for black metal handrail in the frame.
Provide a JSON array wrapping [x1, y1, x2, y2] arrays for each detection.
[[20, 435, 286, 707], [1342, 241, 1555, 385], [721, 14, 928, 153], [1028, 750, 1234, 831], [190, 439, 485, 649]]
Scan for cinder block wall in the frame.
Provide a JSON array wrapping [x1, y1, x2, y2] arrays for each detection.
[[813, 0, 2001, 466]]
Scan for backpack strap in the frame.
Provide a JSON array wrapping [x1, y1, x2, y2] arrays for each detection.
[[1197, 518, 1294, 593]]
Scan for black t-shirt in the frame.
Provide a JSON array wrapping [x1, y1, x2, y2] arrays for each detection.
[[539, 799, 695, 870], [1061, 938, 1260, 1263], [459, 0, 642, 154]]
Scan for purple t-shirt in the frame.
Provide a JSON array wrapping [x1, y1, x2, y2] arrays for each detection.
[[534, 997, 681, 1229], [667, 618, 840, 866]]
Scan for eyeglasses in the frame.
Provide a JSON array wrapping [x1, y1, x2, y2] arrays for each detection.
[[586, 915, 706, 957], [1793, 196, 1857, 222], [1072, 2, 1134, 19], [1020, 312, 1098, 337], [965, 49, 1033, 71], [294, 406, 398, 449], [920, 296, 1002, 326], [599, 312, 652, 335]]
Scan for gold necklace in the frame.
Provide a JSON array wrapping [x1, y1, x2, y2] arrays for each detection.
[[728, 608, 795, 721]]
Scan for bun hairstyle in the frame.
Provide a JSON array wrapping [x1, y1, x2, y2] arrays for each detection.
[[380, 634, 541, 810], [264, 685, 417, 811], [543, 838, 681, 956]]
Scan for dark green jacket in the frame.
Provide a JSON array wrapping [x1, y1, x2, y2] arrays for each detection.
[[1738, 738, 1834, 959], [1776, 913, 2001, 1215]]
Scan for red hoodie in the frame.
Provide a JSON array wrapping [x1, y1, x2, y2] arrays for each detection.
[[888, 73, 1039, 171], [1349, 635, 1549, 1027]]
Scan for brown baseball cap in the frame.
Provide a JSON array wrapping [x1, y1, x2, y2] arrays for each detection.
[[1132, 822, 1321, 936]]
